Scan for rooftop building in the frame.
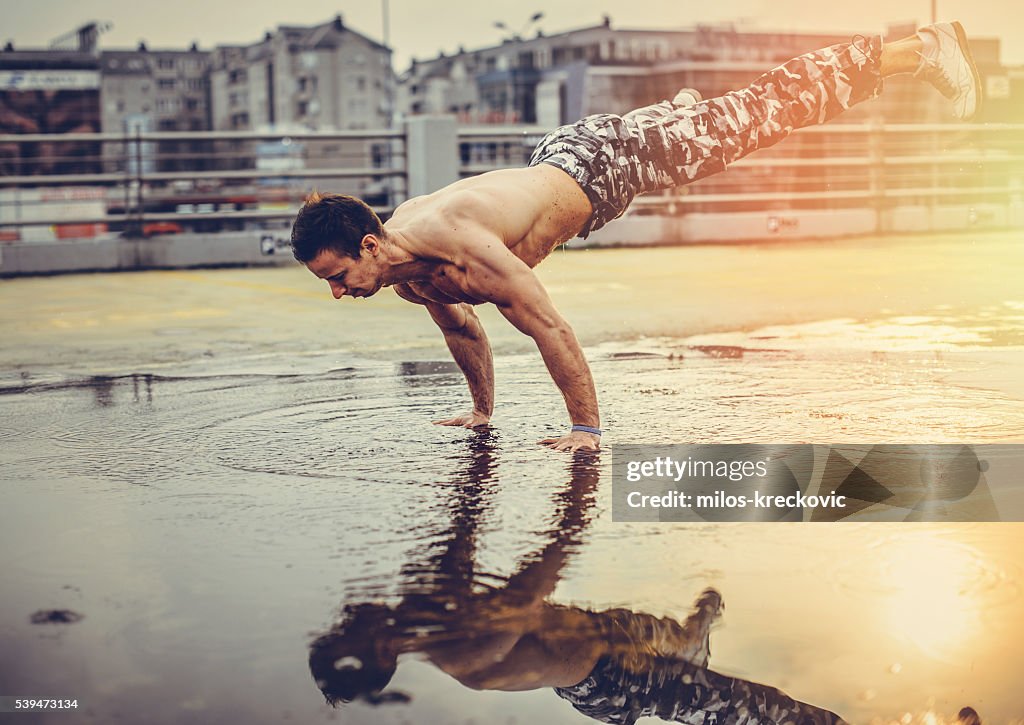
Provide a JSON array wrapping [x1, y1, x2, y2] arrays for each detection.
[[209, 14, 393, 132], [397, 18, 1009, 126]]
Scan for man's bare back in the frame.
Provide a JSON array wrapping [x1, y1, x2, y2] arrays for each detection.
[[392, 164, 591, 271]]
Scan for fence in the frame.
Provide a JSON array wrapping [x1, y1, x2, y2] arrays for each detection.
[[1, 120, 1022, 245]]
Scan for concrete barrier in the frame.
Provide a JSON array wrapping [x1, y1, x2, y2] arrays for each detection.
[[0, 231, 298, 277], [583, 208, 878, 246], [2, 201, 1020, 277]]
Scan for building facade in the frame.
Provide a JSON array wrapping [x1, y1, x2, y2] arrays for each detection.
[[0, 48, 101, 176], [397, 19, 1008, 127], [100, 46, 211, 135], [209, 15, 393, 132]]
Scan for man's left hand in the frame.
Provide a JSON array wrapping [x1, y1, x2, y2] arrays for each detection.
[[433, 410, 491, 429], [538, 430, 600, 452]]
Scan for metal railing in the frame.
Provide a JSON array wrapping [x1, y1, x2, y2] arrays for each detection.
[[1, 122, 1022, 242], [454, 122, 1024, 214], [0, 128, 405, 238]]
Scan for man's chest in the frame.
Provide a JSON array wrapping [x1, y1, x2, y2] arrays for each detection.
[[406, 266, 487, 306]]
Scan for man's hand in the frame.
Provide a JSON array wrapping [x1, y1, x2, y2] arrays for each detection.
[[434, 410, 491, 429], [538, 430, 600, 452]]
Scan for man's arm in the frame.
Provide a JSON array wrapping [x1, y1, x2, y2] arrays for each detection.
[[456, 237, 600, 452], [394, 281, 494, 428], [496, 288, 601, 451], [426, 301, 494, 428]]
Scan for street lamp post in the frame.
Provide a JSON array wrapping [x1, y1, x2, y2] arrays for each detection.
[[493, 13, 544, 123], [493, 11, 544, 41]]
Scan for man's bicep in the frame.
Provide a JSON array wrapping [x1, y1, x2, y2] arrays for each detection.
[[460, 241, 560, 325], [475, 257, 563, 334], [426, 301, 471, 332]]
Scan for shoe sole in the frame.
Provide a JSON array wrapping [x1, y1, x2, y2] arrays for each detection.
[[952, 20, 983, 120], [673, 88, 703, 105]]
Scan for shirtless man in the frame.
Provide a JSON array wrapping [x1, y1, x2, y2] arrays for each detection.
[[290, 22, 980, 452]]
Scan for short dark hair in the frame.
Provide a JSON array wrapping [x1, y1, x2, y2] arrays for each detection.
[[308, 603, 399, 706], [290, 191, 384, 263]]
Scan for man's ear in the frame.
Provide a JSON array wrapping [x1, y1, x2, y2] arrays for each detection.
[[361, 234, 380, 256]]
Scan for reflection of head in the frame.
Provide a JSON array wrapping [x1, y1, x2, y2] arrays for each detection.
[[957, 707, 982, 725], [308, 603, 400, 705]]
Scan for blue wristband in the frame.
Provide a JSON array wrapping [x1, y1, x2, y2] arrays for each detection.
[[572, 424, 602, 436]]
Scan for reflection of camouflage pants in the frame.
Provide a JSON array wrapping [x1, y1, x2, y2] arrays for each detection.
[[529, 36, 884, 238], [554, 655, 846, 725]]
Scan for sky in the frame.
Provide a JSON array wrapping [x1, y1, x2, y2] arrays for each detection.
[[4, 0, 1023, 71]]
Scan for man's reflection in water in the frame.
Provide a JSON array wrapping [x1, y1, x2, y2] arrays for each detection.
[[309, 435, 845, 724]]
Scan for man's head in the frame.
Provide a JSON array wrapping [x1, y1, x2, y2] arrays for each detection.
[[308, 603, 401, 706], [291, 191, 389, 299]]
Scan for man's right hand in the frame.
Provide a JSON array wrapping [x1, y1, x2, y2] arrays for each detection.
[[538, 430, 600, 452], [433, 410, 491, 429]]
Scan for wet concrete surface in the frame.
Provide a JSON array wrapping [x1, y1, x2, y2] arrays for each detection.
[[1, 231, 1023, 723]]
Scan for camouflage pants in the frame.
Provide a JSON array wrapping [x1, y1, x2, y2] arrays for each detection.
[[529, 36, 884, 238], [554, 655, 846, 725]]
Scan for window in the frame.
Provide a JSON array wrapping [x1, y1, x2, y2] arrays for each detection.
[[158, 78, 175, 90], [157, 58, 175, 70]]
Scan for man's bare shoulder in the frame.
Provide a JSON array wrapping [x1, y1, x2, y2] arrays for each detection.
[[388, 191, 504, 261], [386, 165, 589, 268]]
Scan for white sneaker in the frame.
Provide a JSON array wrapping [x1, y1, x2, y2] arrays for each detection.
[[672, 88, 703, 106], [914, 21, 982, 120]]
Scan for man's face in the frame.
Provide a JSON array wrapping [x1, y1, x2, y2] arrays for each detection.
[[306, 241, 385, 300]]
